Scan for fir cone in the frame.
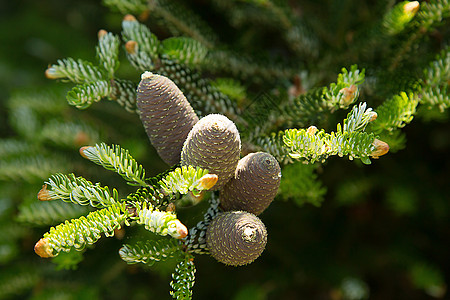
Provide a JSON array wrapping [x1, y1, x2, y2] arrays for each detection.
[[206, 211, 267, 266], [136, 72, 199, 165], [220, 152, 281, 215], [181, 114, 241, 190]]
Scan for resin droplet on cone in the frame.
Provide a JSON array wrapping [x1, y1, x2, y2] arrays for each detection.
[[136, 72, 199, 165], [220, 152, 281, 215], [181, 114, 241, 190], [206, 211, 267, 266]]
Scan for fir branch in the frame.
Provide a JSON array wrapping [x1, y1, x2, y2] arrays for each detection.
[[170, 255, 196, 300], [416, 0, 450, 31], [110, 79, 138, 113], [45, 58, 105, 83], [122, 14, 160, 63], [369, 92, 419, 133], [125, 186, 168, 209], [102, 0, 147, 15], [148, 0, 218, 48], [183, 194, 220, 255], [382, 1, 420, 35], [8, 106, 39, 140], [254, 131, 293, 164], [0, 155, 67, 183], [324, 65, 365, 108], [422, 46, 450, 86], [40, 121, 100, 148], [66, 80, 112, 109], [96, 30, 121, 78], [161, 37, 208, 67], [420, 84, 450, 112], [279, 162, 327, 207], [281, 103, 385, 164], [40, 173, 119, 208], [158, 56, 241, 120], [119, 238, 182, 265], [0, 139, 35, 160], [0, 222, 27, 243], [36, 202, 130, 257], [343, 102, 377, 133], [0, 267, 39, 299], [158, 165, 217, 197], [133, 202, 188, 239], [79, 143, 147, 187], [16, 200, 89, 226]]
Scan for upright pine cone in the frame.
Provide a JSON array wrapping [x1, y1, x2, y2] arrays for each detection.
[[181, 114, 241, 190], [206, 211, 267, 266], [136, 72, 199, 165], [220, 152, 281, 215]]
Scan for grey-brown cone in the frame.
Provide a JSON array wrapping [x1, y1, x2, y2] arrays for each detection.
[[220, 152, 281, 215], [206, 211, 267, 266], [181, 114, 241, 190], [136, 72, 199, 165]]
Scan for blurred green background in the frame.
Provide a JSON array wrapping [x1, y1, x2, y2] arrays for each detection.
[[1, 0, 449, 299]]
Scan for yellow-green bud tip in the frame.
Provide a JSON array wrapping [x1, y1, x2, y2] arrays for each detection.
[[198, 174, 218, 190], [306, 125, 318, 135], [172, 220, 188, 239], [79, 146, 92, 159], [45, 67, 60, 79], [34, 238, 55, 258], [339, 85, 358, 106], [98, 29, 108, 39], [371, 139, 389, 158], [404, 1, 420, 14], [123, 14, 137, 22]]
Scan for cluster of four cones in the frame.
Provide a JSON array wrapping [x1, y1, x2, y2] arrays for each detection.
[[137, 72, 282, 266]]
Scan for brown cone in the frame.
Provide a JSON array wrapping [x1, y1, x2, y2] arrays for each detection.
[[181, 114, 241, 190], [220, 152, 281, 215], [136, 72, 199, 165], [206, 211, 267, 266]]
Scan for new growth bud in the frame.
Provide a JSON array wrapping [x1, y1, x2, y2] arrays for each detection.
[[368, 111, 378, 122], [79, 146, 93, 159], [371, 139, 389, 158], [34, 238, 55, 258], [37, 184, 51, 201], [125, 40, 138, 55], [198, 174, 219, 190], [339, 85, 359, 107], [404, 1, 420, 15], [169, 219, 188, 239], [44, 67, 61, 79], [307, 125, 318, 135], [97, 29, 108, 39], [123, 14, 137, 22]]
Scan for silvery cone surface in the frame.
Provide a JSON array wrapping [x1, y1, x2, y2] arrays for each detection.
[[181, 114, 241, 191], [206, 211, 267, 266], [220, 152, 281, 215], [136, 72, 199, 165]]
